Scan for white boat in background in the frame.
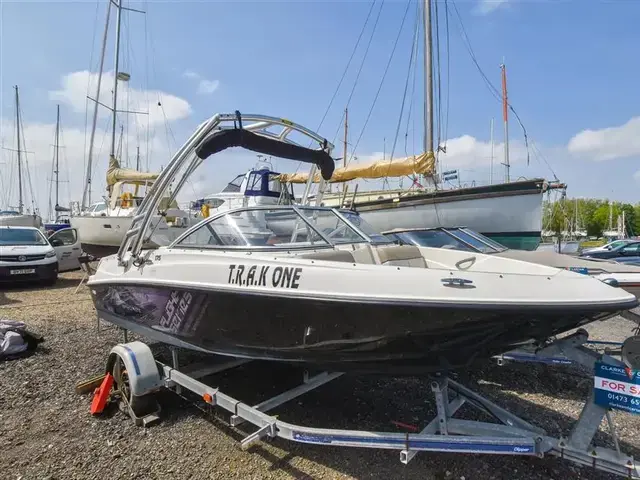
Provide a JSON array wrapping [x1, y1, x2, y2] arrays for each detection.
[[0, 211, 42, 228], [313, 178, 553, 251], [70, 0, 194, 257], [1, 86, 42, 230], [275, 4, 565, 252], [70, 156, 194, 257]]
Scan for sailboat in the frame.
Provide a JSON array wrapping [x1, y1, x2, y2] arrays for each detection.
[[69, 0, 193, 257], [43, 105, 72, 234], [0, 86, 42, 229], [278, 1, 561, 251]]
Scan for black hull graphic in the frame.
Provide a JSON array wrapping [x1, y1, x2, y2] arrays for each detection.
[[91, 284, 626, 375]]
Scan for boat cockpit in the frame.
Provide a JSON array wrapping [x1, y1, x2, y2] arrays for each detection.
[[170, 205, 432, 268]]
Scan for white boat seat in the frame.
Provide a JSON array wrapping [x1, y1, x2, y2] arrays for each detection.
[[300, 249, 356, 263], [375, 245, 428, 268]]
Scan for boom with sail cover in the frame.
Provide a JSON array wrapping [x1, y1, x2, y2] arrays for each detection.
[[278, 151, 435, 184], [106, 155, 159, 187]]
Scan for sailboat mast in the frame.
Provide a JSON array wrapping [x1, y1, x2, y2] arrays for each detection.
[[14, 86, 23, 214], [423, 0, 434, 156], [110, 0, 124, 158], [82, 0, 112, 210], [501, 61, 510, 182], [136, 146, 140, 171], [54, 104, 60, 220]]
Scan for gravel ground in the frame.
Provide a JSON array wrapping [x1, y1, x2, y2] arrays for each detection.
[[1, 271, 640, 480]]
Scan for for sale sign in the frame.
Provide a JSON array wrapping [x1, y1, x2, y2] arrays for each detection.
[[594, 361, 640, 415]]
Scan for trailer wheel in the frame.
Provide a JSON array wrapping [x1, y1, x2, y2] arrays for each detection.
[[112, 354, 158, 420]]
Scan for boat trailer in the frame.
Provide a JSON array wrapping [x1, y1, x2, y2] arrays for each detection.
[[88, 327, 640, 478]]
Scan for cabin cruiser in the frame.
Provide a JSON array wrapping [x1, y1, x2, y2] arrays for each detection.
[[87, 112, 637, 375], [384, 226, 640, 299], [70, 156, 195, 258], [194, 162, 295, 214]]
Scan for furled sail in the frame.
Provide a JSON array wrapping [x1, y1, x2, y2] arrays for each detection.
[[277, 151, 435, 184], [106, 155, 159, 186]]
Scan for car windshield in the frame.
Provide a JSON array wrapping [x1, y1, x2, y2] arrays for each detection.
[[610, 240, 631, 250], [174, 206, 382, 249], [0, 228, 48, 246]]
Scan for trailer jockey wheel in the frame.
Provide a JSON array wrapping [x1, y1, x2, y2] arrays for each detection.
[[112, 354, 157, 420]]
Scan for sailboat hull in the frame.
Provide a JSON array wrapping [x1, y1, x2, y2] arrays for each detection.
[[0, 214, 42, 228], [324, 180, 546, 250], [70, 215, 192, 257], [91, 283, 626, 375]]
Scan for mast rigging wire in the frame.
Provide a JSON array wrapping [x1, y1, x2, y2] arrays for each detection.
[[347, 0, 412, 168]]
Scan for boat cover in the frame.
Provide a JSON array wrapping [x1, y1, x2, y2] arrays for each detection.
[[277, 151, 435, 184], [195, 128, 335, 181], [106, 155, 159, 187]]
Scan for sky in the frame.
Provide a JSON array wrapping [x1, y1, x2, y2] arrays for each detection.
[[0, 0, 639, 218]]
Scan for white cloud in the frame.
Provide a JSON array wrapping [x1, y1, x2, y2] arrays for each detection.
[[182, 70, 220, 95], [475, 0, 509, 15], [567, 116, 640, 161], [634, 170, 640, 182], [49, 70, 192, 128]]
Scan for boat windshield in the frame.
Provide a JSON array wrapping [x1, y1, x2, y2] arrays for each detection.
[[221, 174, 245, 193], [390, 229, 475, 251], [173, 207, 379, 249], [0, 228, 48, 246], [456, 228, 508, 253]]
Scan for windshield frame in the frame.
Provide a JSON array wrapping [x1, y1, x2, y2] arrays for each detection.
[[0, 227, 49, 246], [457, 228, 508, 253], [170, 205, 376, 251]]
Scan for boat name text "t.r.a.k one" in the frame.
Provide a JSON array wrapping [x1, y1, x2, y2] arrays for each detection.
[[227, 264, 303, 289]]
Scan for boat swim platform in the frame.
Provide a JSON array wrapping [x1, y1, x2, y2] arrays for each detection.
[[86, 328, 640, 479]]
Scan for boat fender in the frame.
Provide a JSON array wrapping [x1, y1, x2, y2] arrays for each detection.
[[121, 192, 133, 209], [201, 203, 210, 218]]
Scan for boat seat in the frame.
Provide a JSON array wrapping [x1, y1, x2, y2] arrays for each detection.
[[300, 249, 356, 263], [375, 245, 428, 268]]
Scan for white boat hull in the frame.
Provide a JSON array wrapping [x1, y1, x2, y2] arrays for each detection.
[[320, 180, 547, 250], [70, 215, 193, 257], [0, 214, 42, 228]]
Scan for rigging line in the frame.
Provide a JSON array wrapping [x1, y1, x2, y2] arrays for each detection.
[[449, 0, 501, 102], [144, 0, 151, 171], [59, 124, 72, 207], [434, 0, 442, 150], [449, 0, 535, 172], [530, 139, 558, 181], [313, 0, 378, 139], [82, 0, 102, 182], [405, 7, 420, 158], [443, 0, 451, 149], [388, 0, 420, 171], [330, 0, 386, 148], [17, 100, 38, 213], [348, 0, 411, 166]]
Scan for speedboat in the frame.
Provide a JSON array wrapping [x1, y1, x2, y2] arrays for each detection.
[[384, 226, 640, 299], [87, 112, 637, 375]]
